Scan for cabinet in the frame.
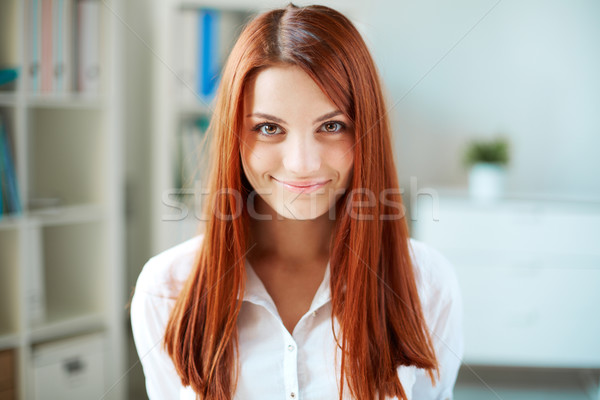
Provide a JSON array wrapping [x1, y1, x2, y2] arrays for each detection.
[[0, 0, 125, 399], [32, 333, 105, 400], [412, 192, 600, 367], [411, 192, 600, 394]]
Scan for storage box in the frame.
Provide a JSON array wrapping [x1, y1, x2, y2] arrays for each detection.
[[0, 389, 16, 400], [0, 348, 16, 393], [33, 333, 105, 400]]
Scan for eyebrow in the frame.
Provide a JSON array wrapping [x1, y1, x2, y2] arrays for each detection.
[[245, 110, 343, 125]]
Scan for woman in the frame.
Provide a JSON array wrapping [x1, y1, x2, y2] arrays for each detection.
[[131, 3, 463, 400]]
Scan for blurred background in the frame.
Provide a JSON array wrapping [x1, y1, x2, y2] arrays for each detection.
[[0, 0, 598, 399]]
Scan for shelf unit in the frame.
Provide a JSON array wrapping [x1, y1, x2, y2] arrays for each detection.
[[149, 0, 362, 255], [0, 0, 125, 399]]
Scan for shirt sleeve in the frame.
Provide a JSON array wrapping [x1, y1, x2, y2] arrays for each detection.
[[130, 285, 182, 399], [411, 244, 464, 400]]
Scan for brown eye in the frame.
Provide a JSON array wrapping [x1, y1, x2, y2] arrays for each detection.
[[321, 121, 344, 133], [263, 124, 278, 134], [253, 123, 283, 136]]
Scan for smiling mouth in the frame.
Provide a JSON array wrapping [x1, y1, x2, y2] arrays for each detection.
[[272, 177, 331, 194]]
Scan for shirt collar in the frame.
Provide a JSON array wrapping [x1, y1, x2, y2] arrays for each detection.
[[241, 258, 332, 313]]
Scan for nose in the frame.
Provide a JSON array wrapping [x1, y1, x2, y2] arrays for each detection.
[[282, 131, 322, 176]]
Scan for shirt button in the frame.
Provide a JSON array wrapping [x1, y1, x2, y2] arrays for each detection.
[[290, 392, 296, 398], [312, 311, 317, 317], [288, 344, 295, 351]]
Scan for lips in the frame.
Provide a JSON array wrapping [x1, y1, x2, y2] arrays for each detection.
[[272, 177, 331, 194]]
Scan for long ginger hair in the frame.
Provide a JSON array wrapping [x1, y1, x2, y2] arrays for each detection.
[[164, 4, 438, 399]]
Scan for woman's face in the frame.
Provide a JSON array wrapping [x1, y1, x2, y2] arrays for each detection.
[[240, 64, 354, 220]]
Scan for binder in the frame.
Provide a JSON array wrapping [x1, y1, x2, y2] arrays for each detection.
[[28, 227, 47, 325], [0, 116, 22, 215], [76, 0, 100, 93], [29, 0, 42, 92], [0, 68, 19, 87], [41, 0, 54, 92], [0, 123, 4, 217], [198, 9, 219, 100], [53, 0, 73, 93], [178, 9, 199, 104]]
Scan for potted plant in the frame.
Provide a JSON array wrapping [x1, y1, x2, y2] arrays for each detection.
[[462, 136, 510, 202]]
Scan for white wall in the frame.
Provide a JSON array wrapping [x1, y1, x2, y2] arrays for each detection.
[[355, 0, 600, 199]]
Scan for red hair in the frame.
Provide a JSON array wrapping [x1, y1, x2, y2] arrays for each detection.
[[164, 4, 438, 399]]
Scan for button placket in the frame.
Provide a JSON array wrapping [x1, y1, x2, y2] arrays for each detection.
[[283, 331, 299, 400]]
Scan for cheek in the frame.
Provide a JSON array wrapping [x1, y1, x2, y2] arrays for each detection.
[[329, 139, 354, 178], [240, 133, 258, 176], [240, 141, 278, 181]]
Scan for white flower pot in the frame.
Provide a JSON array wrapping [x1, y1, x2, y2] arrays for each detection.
[[468, 162, 506, 202]]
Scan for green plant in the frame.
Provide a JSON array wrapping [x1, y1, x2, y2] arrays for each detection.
[[463, 136, 510, 168]]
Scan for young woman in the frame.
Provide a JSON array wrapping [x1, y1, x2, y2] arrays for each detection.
[[131, 4, 463, 400]]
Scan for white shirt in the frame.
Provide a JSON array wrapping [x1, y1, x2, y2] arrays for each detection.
[[131, 235, 463, 400]]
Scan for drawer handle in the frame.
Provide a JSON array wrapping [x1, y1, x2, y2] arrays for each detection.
[[63, 358, 85, 375]]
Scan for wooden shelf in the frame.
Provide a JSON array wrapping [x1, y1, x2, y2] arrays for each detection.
[[25, 93, 104, 110], [0, 204, 105, 230], [0, 333, 19, 351], [28, 203, 105, 226], [30, 312, 105, 344], [0, 214, 22, 230], [0, 92, 18, 106]]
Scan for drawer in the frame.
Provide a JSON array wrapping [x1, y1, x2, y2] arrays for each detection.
[[455, 263, 600, 367], [412, 196, 600, 255], [32, 333, 105, 400], [0, 349, 15, 392]]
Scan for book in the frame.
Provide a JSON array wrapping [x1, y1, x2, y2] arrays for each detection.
[[177, 9, 200, 104], [214, 10, 246, 95], [53, 0, 73, 93], [0, 68, 20, 87], [28, 227, 47, 325], [198, 9, 219, 101], [0, 0, 19, 75], [177, 9, 248, 104], [41, 0, 54, 92], [0, 115, 22, 215], [0, 127, 3, 217], [29, 0, 42, 92], [76, 0, 100, 93]]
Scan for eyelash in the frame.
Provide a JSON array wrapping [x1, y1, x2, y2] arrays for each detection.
[[250, 120, 348, 137]]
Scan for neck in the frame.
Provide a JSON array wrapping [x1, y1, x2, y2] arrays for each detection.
[[247, 197, 335, 269]]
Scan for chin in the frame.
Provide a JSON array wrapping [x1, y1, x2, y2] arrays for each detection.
[[274, 203, 333, 221]]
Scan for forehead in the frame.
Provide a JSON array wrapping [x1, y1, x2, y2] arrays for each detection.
[[243, 64, 338, 114]]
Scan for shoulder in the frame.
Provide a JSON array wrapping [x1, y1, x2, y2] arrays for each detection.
[[407, 238, 461, 313], [406, 238, 464, 396], [131, 237, 204, 398], [135, 234, 204, 300]]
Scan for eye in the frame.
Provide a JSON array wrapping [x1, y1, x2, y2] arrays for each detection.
[[251, 123, 283, 136], [320, 121, 346, 134]]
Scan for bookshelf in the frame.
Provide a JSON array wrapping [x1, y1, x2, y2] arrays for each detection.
[[0, 0, 125, 399], [151, 0, 250, 255], [149, 0, 361, 255]]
